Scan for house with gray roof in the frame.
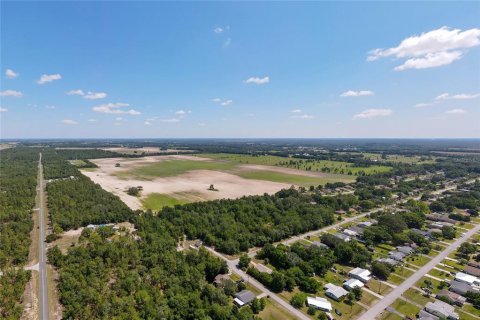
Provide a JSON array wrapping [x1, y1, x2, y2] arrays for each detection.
[[324, 283, 348, 301], [424, 300, 459, 320], [389, 251, 406, 261], [396, 246, 414, 255], [449, 280, 478, 296], [234, 290, 256, 307]]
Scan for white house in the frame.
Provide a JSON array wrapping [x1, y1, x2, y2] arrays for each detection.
[[455, 272, 480, 286], [307, 296, 332, 312], [425, 300, 459, 320], [324, 283, 348, 301], [349, 267, 371, 283], [343, 278, 364, 291]]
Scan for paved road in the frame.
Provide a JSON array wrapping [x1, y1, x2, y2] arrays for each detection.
[[38, 153, 49, 320], [205, 247, 311, 320], [358, 222, 480, 320]]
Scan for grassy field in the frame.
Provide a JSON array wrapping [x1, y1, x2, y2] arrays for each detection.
[[69, 159, 88, 167], [141, 193, 189, 210], [117, 159, 235, 180], [390, 299, 421, 318], [258, 299, 297, 320], [200, 153, 391, 175], [361, 153, 436, 164], [237, 170, 354, 186]]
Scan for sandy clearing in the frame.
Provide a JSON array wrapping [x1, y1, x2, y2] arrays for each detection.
[[81, 160, 292, 210], [238, 164, 335, 178]]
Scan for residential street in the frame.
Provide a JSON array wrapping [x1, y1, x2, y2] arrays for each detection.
[[358, 223, 480, 320]]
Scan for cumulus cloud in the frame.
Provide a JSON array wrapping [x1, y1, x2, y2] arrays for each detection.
[[61, 119, 78, 125], [244, 76, 270, 84], [5, 69, 18, 78], [92, 102, 140, 115], [445, 108, 467, 114], [354, 108, 392, 119], [144, 121, 152, 126], [37, 73, 62, 84], [340, 90, 374, 97], [291, 109, 302, 113], [175, 110, 192, 115], [0, 107, 8, 112], [87, 119, 97, 122], [84, 91, 107, 100], [212, 98, 233, 106], [368, 27, 480, 70], [45, 105, 56, 109], [0, 90, 23, 97], [67, 89, 85, 96], [214, 27, 224, 34], [435, 92, 480, 100]]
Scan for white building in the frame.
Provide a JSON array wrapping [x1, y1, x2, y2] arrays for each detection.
[[349, 267, 371, 283], [307, 296, 332, 312], [324, 283, 348, 301], [455, 272, 480, 286], [343, 278, 364, 291]]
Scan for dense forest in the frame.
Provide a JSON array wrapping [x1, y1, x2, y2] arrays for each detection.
[[48, 215, 265, 320], [0, 148, 39, 319], [154, 189, 361, 255]]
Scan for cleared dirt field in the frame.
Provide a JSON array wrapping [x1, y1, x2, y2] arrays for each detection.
[[81, 155, 357, 211], [101, 147, 193, 155]]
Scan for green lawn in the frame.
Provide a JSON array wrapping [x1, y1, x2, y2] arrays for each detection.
[[402, 288, 434, 306], [368, 279, 393, 296], [390, 299, 421, 318], [259, 299, 297, 320], [141, 193, 189, 210], [406, 255, 431, 267], [378, 311, 403, 320]]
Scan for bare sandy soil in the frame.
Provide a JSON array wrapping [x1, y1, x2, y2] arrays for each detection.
[[81, 155, 292, 210]]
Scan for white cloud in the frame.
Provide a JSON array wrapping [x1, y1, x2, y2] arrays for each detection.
[[115, 117, 123, 121], [291, 109, 302, 113], [92, 102, 140, 115], [368, 27, 480, 70], [37, 73, 62, 84], [5, 69, 18, 78], [61, 119, 78, 125], [198, 122, 207, 127], [244, 76, 270, 84], [394, 51, 462, 71], [214, 27, 223, 34], [175, 110, 192, 115], [341, 90, 374, 97], [353, 108, 393, 119], [212, 98, 233, 106], [144, 121, 152, 126], [67, 89, 85, 96], [435, 92, 480, 100], [84, 91, 107, 100], [445, 108, 467, 114], [87, 119, 97, 122], [0, 90, 23, 97], [0, 107, 8, 112], [45, 105, 56, 109], [220, 99, 233, 106]]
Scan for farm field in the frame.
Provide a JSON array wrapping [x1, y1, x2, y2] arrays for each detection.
[[81, 153, 383, 210]]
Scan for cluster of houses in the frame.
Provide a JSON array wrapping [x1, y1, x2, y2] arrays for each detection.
[[418, 260, 480, 319], [306, 267, 371, 315], [377, 245, 416, 267], [332, 220, 377, 242], [213, 274, 259, 308]]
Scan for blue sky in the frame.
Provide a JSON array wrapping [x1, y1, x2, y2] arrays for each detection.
[[1, 1, 479, 138]]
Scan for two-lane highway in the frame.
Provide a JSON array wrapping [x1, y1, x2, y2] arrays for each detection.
[[38, 153, 49, 320]]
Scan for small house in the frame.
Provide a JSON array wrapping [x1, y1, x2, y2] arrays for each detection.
[[306, 296, 332, 312], [424, 300, 459, 320], [343, 278, 364, 291], [324, 283, 348, 301], [349, 267, 371, 283], [234, 290, 256, 307]]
